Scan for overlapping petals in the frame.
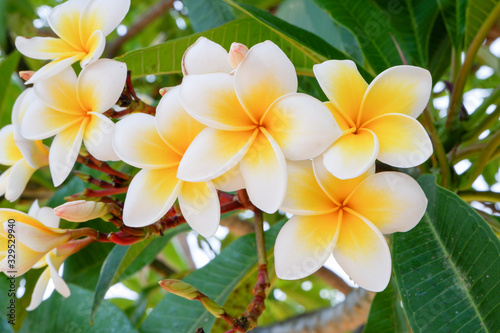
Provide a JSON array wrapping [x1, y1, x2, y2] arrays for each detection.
[[15, 0, 130, 83], [314, 60, 433, 179], [113, 91, 221, 238], [275, 159, 427, 291], [179, 40, 341, 213], [21, 59, 126, 186]]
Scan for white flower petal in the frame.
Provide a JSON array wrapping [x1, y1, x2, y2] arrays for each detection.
[[34, 207, 60, 229], [80, 30, 105, 68], [81, 0, 131, 37], [212, 164, 246, 192], [123, 168, 182, 228], [182, 37, 232, 75], [275, 213, 340, 280], [5, 159, 36, 202], [26, 54, 83, 84], [239, 129, 287, 213], [33, 66, 80, 114], [26, 266, 51, 311], [179, 181, 220, 238], [15, 36, 80, 60], [83, 112, 119, 161], [0, 125, 23, 165], [263, 93, 341, 160], [12, 88, 37, 126], [46, 253, 70, 297], [13, 125, 49, 169]]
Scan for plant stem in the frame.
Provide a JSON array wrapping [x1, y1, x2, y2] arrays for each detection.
[[463, 85, 500, 138], [422, 106, 450, 187], [446, 1, 500, 130], [458, 190, 500, 203]]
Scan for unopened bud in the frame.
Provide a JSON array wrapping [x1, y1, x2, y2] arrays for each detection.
[[54, 200, 111, 222], [159, 87, 171, 96], [19, 71, 35, 82], [159, 279, 200, 300], [200, 297, 225, 318], [228, 43, 248, 69]]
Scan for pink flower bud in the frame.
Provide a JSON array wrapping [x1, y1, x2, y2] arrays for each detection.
[[228, 43, 248, 69], [54, 200, 111, 222]]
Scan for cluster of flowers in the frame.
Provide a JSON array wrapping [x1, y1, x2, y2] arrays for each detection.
[[0, 0, 433, 310]]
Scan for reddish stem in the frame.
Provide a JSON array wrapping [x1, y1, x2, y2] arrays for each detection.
[[83, 187, 129, 197]]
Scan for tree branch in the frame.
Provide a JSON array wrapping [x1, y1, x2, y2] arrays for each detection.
[[314, 267, 352, 296]]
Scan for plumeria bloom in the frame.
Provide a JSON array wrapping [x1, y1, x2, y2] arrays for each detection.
[[314, 60, 433, 179], [182, 37, 235, 75], [15, 0, 131, 84], [21, 59, 126, 186], [0, 201, 70, 277], [27, 236, 93, 311], [178, 41, 341, 213], [274, 159, 427, 291], [113, 87, 222, 238], [0, 89, 49, 201]]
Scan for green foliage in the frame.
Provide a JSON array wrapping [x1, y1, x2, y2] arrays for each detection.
[[183, 0, 236, 32], [0, 51, 21, 127], [393, 175, 500, 332]]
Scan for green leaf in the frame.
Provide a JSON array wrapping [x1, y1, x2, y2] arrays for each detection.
[[91, 224, 189, 322], [0, 0, 7, 51], [140, 220, 285, 333], [427, 14, 452, 82], [183, 0, 236, 32], [435, 0, 467, 50], [372, 0, 439, 67], [311, 0, 402, 73], [363, 278, 410, 333], [465, 0, 499, 48], [0, 51, 21, 127], [276, 0, 363, 63], [19, 284, 138, 333], [393, 175, 500, 333]]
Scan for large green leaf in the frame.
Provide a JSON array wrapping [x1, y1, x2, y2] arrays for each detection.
[[363, 278, 409, 333], [183, 0, 236, 32], [91, 224, 189, 322], [140, 220, 285, 333], [393, 175, 500, 332], [435, 0, 467, 50], [276, 0, 363, 63], [372, 0, 439, 67], [19, 284, 138, 333], [311, 0, 402, 73], [0, 0, 7, 52], [465, 0, 499, 48], [0, 51, 21, 127]]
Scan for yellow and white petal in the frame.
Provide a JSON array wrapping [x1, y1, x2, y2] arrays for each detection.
[[5, 159, 36, 202], [333, 211, 391, 292], [21, 100, 83, 140], [212, 164, 246, 192], [182, 37, 233, 75], [80, 30, 105, 67], [12, 88, 37, 126], [32, 206, 60, 229], [123, 168, 182, 228], [33, 67, 81, 114], [113, 113, 180, 169], [0, 125, 23, 165], [239, 129, 287, 214], [47, 0, 88, 49], [49, 120, 88, 186], [347, 172, 427, 234], [262, 93, 341, 160], [77, 59, 127, 112], [281, 160, 336, 215], [322, 129, 378, 180], [81, 0, 131, 38], [46, 252, 70, 297], [313, 60, 367, 126], [325, 102, 352, 132], [275, 212, 340, 280], [0, 168, 12, 198], [313, 157, 374, 206], [234, 41, 297, 121], [156, 87, 205, 155], [178, 127, 257, 182], [13, 126, 49, 169], [25, 54, 84, 85], [26, 266, 51, 311], [0, 240, 46, 277], [83, 112, 119, 161], [359, 66, 432, 124], [179, 181, 220, 238], [180, 73, 256, 130], [14, 222, 68, 253], [15, 36, 80, 60], [364, 114, 433, 167]]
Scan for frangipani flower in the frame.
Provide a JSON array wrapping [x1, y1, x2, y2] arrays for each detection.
[[27, 236, 93, 311], [274, 159, 427, 291], [0, 201, 70, 277], [0, 90, 49, 201], [15, 0, 131, 84], [21, 59, 126, 186], [113, 87, 221, 238], [178, 41, 341, 213], [54, 200, 112, 222], [314, 60, 433, 179]]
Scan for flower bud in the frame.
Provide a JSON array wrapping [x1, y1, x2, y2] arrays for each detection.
[[19, 70, 35, 82], [54, 200, 111, 222], [159, 279, 200, 300], [228, 43, 248, 69]]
